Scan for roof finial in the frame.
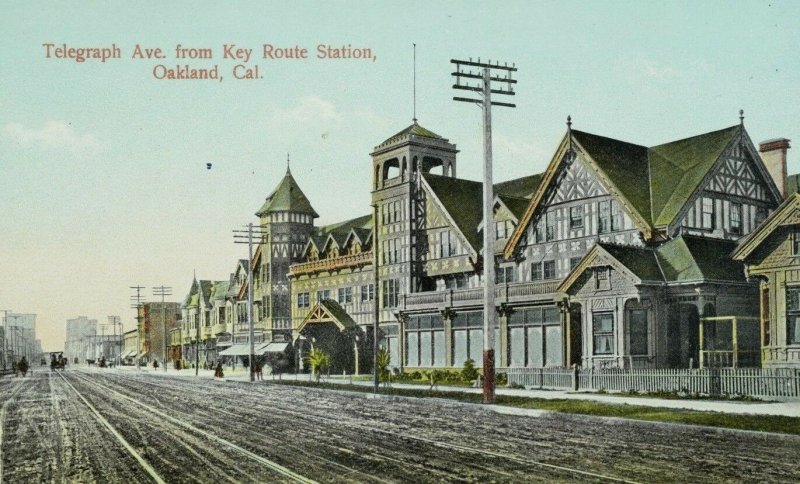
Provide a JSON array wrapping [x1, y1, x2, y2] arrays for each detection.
[[739, 109, 744, 126], [567, 115, 572, 131], [286, 153, 291, 175]]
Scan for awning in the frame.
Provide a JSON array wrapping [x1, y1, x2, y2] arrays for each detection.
[[218, 344, 253, 356], [123, 350, 137, 358], [255, 342, 290, 355]]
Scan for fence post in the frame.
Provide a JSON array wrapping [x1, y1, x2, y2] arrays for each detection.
[[709, 366, 721, 398], [572, 365, 579, 391]]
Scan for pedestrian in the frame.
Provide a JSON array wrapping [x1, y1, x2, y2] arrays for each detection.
[[18, 356, 29, 377], [255, 361, 263, 381], [214, 361, 224, 379]]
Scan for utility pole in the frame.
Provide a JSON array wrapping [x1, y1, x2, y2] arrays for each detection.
[[452, 57, 517, 404], [234, 223, 268, 382], [1, 309, 11, 371], [153, 286, 173, 372], [108, 316, 121, 366], [130, 285, 145, 370]]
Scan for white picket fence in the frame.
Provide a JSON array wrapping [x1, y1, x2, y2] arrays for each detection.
[[505, 367, 800, 399]]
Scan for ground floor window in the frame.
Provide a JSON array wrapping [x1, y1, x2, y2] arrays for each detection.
[[452, 311, 484, 366], [508, 306, 561, 367], [593, 312, 615, 355], [786, 287, 800, 345], [405, 314, 445, 367]]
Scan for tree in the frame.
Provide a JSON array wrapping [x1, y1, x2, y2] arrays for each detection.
[[306, 348, 331, 383]]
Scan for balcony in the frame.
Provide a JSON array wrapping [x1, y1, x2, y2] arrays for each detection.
[[289, 252, 373, 276], [401, 280, 561, 313]]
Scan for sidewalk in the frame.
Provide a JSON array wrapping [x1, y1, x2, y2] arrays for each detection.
[[102, 366, 800, 417]]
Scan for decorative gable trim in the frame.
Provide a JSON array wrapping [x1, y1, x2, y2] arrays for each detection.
[[732, 193, 800, 261], [504, 132, 653, 259]]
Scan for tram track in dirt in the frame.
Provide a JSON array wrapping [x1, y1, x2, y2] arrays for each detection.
[[83, 370, 661, 483], [62, 371, 319, 483], [92, 369, 800, 483]]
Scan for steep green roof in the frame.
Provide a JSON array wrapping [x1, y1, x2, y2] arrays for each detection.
[[572, 130, 652, 225], [424, 174, 484, 252], [494, 173, 544, 199], [498, 195, 531, 221], [657, 235, 745, 283], [598, 243, 664, 282], [380, 121, 444, 146], [649, 125, 740, 227], [318, 300, 357, 330], [255, 168, 319, 217], [318, 214, 372, 235], [572, 125, 742, 229]]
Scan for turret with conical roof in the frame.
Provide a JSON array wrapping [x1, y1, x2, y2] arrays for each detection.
[[254, 157, 317, 345], [255, 160, 319, 219]]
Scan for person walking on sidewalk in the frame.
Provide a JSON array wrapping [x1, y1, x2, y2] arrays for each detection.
[[254, 361, 263, 381]]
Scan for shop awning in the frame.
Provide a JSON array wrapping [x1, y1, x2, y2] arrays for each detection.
[[255, 342, 290, 355], [218, 344, 253, 356], [123, 350, 137, 358]]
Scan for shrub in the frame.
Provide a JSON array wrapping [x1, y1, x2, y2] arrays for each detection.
[[462, 359, 479, 382]]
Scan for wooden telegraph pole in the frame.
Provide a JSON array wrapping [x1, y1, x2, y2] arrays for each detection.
[[234, 223, 269, 382], [153, 286, 173, 372], [130, 285, 145, 370], [451, 58, 517, 404]]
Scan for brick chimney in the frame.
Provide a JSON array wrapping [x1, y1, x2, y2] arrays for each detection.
[[759, 138, 791, 197]]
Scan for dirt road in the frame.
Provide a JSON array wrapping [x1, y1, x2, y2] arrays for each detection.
[[1, 369, 798, 483]]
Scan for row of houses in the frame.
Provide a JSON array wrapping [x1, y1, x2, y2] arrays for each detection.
[[1, 313, 41, 370], [148, 115, 799, 375]]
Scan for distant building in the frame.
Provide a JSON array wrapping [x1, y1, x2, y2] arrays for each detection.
[[138, 302, 182, 366], [65, 316, 97, 363]]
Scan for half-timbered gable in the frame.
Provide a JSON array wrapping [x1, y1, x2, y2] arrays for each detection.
[[513, 136, 647, 284], [419, 174, 480, 282], [658, 126, 781, 239]]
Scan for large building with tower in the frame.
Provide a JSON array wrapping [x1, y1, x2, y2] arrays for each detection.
[[187, 115, 793, 373]]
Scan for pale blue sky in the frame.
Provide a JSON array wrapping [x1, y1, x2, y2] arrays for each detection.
[[1, 1, 798, 350]]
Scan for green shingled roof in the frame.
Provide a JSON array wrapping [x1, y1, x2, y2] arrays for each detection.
[[572, 130, 652, 225], [497, 195, 531, 221], [424, 174, 484, 252], [657, 235, 745, 283], [494, 173, 544, 199], [318, 300, 357, 330], [380, 122, 444, 146], [649, 126, 740, 227], [255, 168, 319, 217], [572, 125, 742, 229], [598, 243, 664, 282], [593, 235, 746, 285]]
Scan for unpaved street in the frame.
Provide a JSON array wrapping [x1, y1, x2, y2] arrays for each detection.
[[1, 369, 799, 483]]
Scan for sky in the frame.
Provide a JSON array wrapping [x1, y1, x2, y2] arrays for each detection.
[[1, 1, 799, 351]]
